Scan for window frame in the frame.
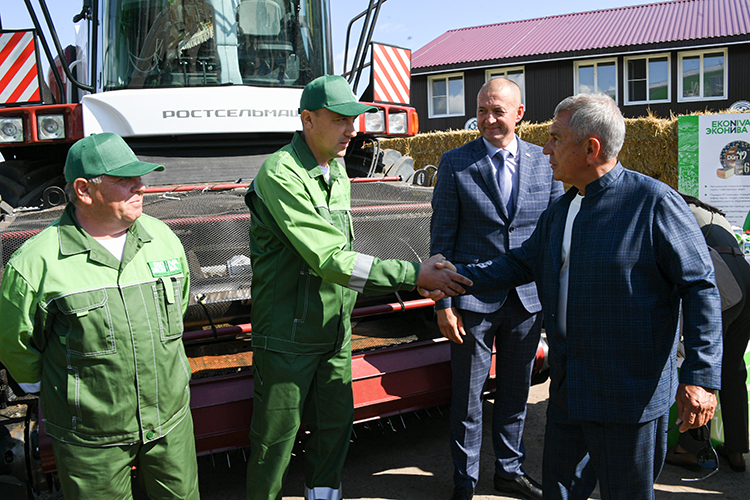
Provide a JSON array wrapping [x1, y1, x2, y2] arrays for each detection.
[[485, 66, 526, 105], [623, 53, 671, 105], [427, 72, 465, 118], [573, 57, 619, 103], [677, 48, 728, 102]]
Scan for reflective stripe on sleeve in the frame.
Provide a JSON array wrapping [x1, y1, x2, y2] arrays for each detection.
[[347, 254, 374, 293]]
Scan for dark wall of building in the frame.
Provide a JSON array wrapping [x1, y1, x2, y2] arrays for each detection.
[[524, 61, 574, 123], [413, 41, 750, 132]]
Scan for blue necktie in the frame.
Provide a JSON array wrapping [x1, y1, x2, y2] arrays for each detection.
[[496, 149, 512, 212]]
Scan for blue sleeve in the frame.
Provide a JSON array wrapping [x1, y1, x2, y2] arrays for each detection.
[[430, 153, 460, 310], [654, 190, 722, 389]]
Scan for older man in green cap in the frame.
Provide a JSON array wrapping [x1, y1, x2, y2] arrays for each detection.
[[245, 75, 471, 500], [0, 133, 199, 499]]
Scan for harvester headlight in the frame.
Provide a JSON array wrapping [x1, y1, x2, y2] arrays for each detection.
[[364, 109, 385, 133], [388, 112, 407, 134], [0, 117, 24, 143], [38, 114, 66, 140]]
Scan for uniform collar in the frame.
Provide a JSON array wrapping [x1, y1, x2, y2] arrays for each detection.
[[291, 131, 344, 183], [58, 203, 152, 267], [582, 162, 624, 198]]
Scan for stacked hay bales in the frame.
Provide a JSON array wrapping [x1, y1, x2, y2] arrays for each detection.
[[380, 113, 682, 189]]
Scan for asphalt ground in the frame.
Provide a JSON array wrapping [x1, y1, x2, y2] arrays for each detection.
[[194, 378, 750, 500]]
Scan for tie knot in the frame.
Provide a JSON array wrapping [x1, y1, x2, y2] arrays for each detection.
[[496, 149, 509, 162]]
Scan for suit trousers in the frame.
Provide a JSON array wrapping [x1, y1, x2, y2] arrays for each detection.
[[450, 291, 543, 487], [246, 344, 353, 500], [543, 396, 669, 500]]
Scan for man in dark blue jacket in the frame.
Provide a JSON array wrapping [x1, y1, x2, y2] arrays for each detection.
[[444, 93, 722, 500]]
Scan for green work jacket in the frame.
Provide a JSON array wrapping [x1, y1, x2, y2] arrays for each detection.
[[0, 204, 191, 447], [245, 132, 419, 354]]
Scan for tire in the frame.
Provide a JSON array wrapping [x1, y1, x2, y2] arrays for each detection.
[[0, 161, 65, 209]]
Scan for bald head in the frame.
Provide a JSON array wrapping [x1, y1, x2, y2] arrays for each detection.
[[478, 78, 522, 107]]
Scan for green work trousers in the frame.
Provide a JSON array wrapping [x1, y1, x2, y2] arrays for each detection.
[[246, 344, 354, 500], [51, 413, 199, 500]]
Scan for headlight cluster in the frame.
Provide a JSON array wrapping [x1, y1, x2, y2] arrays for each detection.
[[363, 109, 409, 135], [0, 117, 24, 143], [38, 114, 66, 140], [0, 113, 67, 143], [388, 112, 407, 135], [364, 110, 385, 133]]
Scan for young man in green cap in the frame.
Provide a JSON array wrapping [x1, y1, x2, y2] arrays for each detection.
[[0, 133, 199, 499], [245, 75, 472, 500]]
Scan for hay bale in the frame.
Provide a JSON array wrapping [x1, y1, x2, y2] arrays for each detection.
[[379, 110, 749, 190]]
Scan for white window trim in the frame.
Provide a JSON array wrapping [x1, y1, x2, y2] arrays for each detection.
[[624, 53, 671, 105], [485, 66, 526, 105], [427, 72, 465, 118], [574, 57, 619, 104], [677, 48, 728, 103]]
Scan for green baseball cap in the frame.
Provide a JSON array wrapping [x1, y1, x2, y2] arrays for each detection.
[[299, 75, 377, 116], [64, 133, 164, 182]]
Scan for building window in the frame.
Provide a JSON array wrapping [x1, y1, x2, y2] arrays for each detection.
[[485, 67, 525, 105], [678, 49, 727, 101], [574, 58, 617, 102], [624, 54, 670, 104], [428, 73, 464, 118]]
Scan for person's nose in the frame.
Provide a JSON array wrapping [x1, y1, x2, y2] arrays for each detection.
[[542, 140, 552, 156], [345, 119, 357, 137], [132, 176, 145, 193]]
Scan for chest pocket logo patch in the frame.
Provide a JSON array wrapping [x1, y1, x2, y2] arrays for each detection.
[[148, 258, 182, 277]]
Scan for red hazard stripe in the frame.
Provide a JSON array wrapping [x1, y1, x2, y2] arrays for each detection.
[[373, 45, 410, 104], [379, 46, 409, 100], [0, 31, 40, 103], [0, 31, 27, 64], [8, 64, 40, 102]]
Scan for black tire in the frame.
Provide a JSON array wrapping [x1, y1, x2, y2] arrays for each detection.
[[0, 175, 26, 207], [0, 161, 65, 208]]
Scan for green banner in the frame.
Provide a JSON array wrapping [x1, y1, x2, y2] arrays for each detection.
[[677, 115, 700, 196]]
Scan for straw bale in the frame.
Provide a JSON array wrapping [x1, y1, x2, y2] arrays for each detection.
[[379, 110, 750, 190]]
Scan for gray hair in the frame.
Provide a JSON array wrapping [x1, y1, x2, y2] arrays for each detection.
[[64, 175, 102, 204], [554, 93, 625, 161]]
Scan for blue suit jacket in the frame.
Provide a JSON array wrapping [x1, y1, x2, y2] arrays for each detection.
[[457, 164, 723, 423], [430, 136, 563, 314]]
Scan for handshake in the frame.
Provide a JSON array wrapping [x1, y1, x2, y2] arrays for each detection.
[[415, 254, 472, 300]]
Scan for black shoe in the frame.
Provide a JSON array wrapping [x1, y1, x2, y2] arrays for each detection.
[[717, 443, 746, 472], [450, 485, 474, 500], [494, 473, 542, 500]]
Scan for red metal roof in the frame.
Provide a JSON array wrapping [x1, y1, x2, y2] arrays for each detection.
[[412, 0, 750, 70]]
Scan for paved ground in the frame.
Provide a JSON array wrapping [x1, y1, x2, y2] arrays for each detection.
[[195, 379, 750, 500]]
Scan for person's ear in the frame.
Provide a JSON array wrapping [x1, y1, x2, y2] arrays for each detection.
[[74, 178, 94, 206], [586, 137, 602, 162], [300, 109, 314, 130]]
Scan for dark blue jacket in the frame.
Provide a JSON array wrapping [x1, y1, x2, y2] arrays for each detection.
[[457, 163, 722, 424]]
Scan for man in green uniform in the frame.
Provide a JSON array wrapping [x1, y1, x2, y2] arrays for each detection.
[[245, 75, 471, 500], [0, 133, 199, 499]]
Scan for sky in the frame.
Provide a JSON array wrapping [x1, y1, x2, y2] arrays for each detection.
[[2, 0, 658, 76]]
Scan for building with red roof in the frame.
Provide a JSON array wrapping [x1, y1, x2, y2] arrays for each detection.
[[410, 0, 750, 130]]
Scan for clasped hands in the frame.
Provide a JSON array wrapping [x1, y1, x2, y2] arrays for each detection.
[[415, 254, 472, 300]]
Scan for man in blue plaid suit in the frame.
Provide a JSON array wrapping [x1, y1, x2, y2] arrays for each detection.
[[430, 78, 563, 500], [449, 93, 722, 500]]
